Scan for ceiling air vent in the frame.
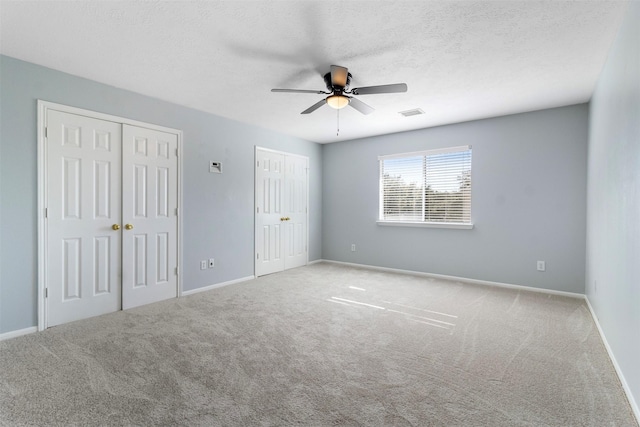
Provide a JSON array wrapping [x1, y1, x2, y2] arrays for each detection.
[[399, 108, 424, 117]]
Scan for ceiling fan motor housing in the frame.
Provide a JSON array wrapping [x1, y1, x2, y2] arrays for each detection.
[[324, 72, 352, 92]]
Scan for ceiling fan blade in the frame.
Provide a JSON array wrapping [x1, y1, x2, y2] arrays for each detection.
[[272, 88, 328, 94], [301, 99, 327, 114], [351, 83, 408, 95], [330, 65, 349, 87], [348, 97, 375, 115]]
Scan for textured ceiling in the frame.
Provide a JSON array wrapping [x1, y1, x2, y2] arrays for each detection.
[[0, 1, 629, 143]]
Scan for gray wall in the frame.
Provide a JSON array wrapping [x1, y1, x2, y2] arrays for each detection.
[[322, 105, 588, 293], [586, 0, 640, 415], [0, 55, 322, 334]]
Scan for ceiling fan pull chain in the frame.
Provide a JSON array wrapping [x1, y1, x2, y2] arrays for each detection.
[[336, 109, 340, 136]]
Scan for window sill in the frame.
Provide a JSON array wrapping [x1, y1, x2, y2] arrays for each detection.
[[376, 220, 474, 230]]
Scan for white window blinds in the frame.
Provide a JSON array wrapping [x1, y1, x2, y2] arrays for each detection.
[[379, 146, 472, 224]]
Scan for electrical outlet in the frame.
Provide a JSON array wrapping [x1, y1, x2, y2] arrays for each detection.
[[200, 260, 207, 270], [208, 258, 215, 268], [351, 244, 356, 252], [537, 261, 546, 272]]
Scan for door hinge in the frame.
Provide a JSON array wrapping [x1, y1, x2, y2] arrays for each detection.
[[175, 267, 179, 275], [44, 208, 48, 218], [45, 288, 48, 298], [257, 161, 259, 167], [256, 253, 259, 260], [175, 148, 179, 157], [45, 127, 48, 138], [175, 207, 179, 216], [257, 206, 259, 213]]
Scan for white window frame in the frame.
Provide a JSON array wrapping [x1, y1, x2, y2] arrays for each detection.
[[377, 145, 473, 229]]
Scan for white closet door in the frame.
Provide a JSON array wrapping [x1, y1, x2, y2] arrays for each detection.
[[46, 110, 122, 327], [121, 125, 178, 309], [284, 155, 308, 269], [255, 149, 286, 276], [255, 148, 308, 277]]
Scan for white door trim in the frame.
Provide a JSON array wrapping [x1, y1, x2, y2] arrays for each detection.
[[37, 100, 184, 331], [254, 146, 310, 276]]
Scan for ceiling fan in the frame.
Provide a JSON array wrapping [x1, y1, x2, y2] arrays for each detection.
[[271, 65, 408, 115]]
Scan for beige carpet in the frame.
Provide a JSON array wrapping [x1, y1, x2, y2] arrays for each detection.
[[0, 263, 636, 426]]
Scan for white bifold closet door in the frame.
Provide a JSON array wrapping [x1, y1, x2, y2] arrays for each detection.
[[46, 111, 123, 327], [255, 148, 308, 277], [121, 125, 178, 309], [46, 110, 178, 327]]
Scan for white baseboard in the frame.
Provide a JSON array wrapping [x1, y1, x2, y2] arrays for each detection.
[[181, 275, 255, 296], [584, 296, 640, 423], [318, 259, 584, 299], [307, 259, 324, 265], [0, 326, 38, 342]]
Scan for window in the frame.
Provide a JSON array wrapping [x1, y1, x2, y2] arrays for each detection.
[[378, 145, 472, 228]]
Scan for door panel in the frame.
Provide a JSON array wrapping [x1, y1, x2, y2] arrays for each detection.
[[122, 125, 178, 309], [255, 150, 285, 276], [284, 155, 308, 269], [47, 110, 122, 327]]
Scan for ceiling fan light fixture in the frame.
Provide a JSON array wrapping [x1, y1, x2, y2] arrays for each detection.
[[326, 94, 350, 110]]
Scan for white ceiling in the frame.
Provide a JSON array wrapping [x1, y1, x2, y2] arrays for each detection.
[[0, 1, 629, 143]]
